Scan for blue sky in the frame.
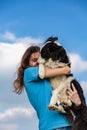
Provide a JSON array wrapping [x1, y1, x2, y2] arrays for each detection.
[[0, 0, 87, 130]]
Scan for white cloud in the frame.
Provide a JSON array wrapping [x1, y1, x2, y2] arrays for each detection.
[[0, 107, 34, 121], [80, 81, 87, 90], [0, 42, 26, 72], [0, 124, 18, 130], [80, 81, 87, 100], [0, 35, 42, 73], [69, 53, 87, 73], [0, 31, 16, 41], [0, 107, 38, 130], [0, 31, 42, 43], [15, 36, 42, 45]]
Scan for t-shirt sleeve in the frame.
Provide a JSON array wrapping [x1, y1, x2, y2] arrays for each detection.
[[24, 67, 40, 82]]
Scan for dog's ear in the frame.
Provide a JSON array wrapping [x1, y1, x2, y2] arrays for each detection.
[[45, 36, 58, 43], [57, 47, 70, 64], [41, 43, 51, 60]]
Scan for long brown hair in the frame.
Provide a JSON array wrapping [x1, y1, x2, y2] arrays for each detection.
[[13, 46, 40, 94]]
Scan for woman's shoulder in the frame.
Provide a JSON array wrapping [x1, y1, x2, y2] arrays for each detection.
[[24, 66, 39, 82], [24, 67, 39, 78], [24, 67, 39, 73]]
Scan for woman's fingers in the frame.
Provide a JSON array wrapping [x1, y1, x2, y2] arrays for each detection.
[[67, 83, 81, 106], [67, 83, 77, 94], [71, 83, 76, 91]]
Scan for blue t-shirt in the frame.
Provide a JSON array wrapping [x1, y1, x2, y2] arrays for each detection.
[[24, 67, 71, 130]]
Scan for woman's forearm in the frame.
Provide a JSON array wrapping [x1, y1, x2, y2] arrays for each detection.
[[45, 66, 71, 78]]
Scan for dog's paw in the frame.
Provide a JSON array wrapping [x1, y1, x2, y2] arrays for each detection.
[[48, 105, 55, 111], [56, 105, 66, 113], [48, 104, 60, 111], [67, 100, 72, 106]]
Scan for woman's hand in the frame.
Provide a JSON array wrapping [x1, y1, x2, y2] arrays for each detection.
[[62, 66, 71, 75], [67, 83, 81, 106]]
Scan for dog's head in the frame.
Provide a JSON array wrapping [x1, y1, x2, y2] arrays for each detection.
[[39, 37, 71, 67]]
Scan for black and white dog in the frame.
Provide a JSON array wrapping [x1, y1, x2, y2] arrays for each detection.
[[38, 37, 86, 124]]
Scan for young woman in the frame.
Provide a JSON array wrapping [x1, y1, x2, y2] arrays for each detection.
[[14, 45, 84, 130]]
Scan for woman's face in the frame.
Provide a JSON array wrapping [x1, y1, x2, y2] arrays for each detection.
[[29, 52, 40, 67]]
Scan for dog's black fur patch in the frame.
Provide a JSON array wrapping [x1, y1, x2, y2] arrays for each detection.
[[41, 41, 70, 65]]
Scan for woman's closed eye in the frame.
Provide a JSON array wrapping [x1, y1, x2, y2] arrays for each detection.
[[32, 58, 38, 62]]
